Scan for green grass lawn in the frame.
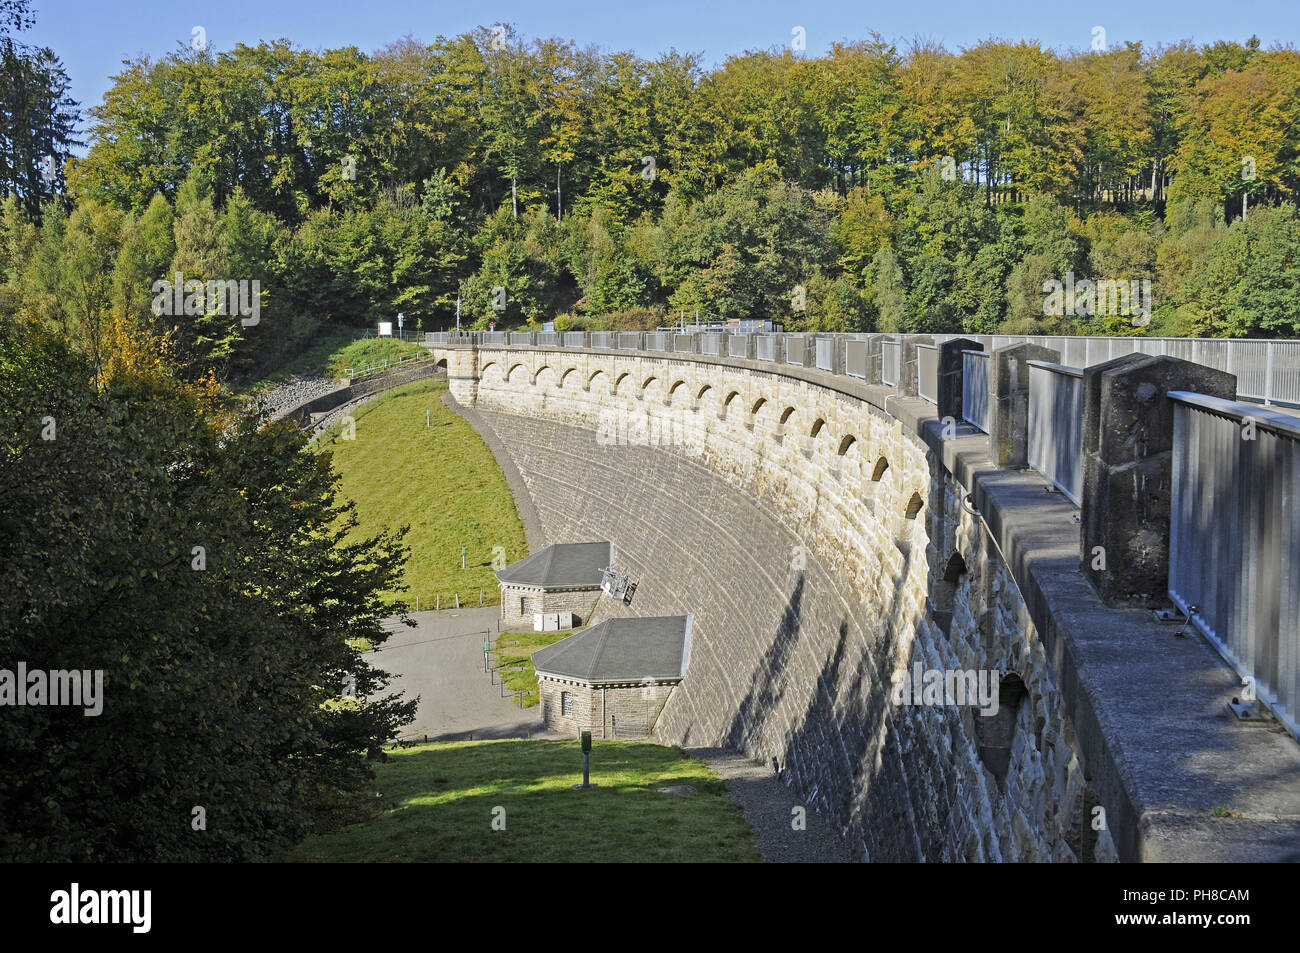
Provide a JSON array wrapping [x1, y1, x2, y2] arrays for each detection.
[[314, 379, 528, 607], [325, 337, 428, 379], [492, 629, 585, 707], [284, 739, 760, 862]]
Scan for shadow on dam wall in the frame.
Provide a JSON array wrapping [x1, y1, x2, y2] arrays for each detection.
[[464, 403, 1107, 862]]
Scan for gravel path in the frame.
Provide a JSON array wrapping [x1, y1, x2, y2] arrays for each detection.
[[373, 607, 547, 743], [688, 747, 857, 863]]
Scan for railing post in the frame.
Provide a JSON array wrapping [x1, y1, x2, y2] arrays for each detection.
[[1080, 354, 1236, 607], [900, 335, 934, 397], [989, 343, 1060, 468], [937, 338, 981, 422], [865, 334, 886, 384]]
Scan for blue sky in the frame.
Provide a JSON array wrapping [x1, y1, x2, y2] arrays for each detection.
[[25, 0, 1299, 119]]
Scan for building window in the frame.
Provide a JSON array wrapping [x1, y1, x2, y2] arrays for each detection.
[[560, 691, 573, 716], [521, 596, 531, 614]]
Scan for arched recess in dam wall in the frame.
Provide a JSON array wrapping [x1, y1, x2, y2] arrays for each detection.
[[460, 348, 1113, 862]]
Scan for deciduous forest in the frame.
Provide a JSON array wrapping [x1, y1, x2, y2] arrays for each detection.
[[4, 19, 1300, 382]]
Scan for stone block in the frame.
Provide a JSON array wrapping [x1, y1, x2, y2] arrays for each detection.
[[1080, 354, 1236, 606]]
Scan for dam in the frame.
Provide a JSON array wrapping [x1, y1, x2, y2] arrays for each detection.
[[415, 330, 1300, 863]]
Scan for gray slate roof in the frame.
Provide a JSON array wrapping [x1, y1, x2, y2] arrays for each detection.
[[532, 616, 692, 684], [495, 541, 611, 589]]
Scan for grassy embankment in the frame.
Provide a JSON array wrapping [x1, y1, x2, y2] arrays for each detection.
[[315, 378, 528, 608], [492, 629, 586, 707], [232, 332, 429, 400], [285, 738, 760, 862]]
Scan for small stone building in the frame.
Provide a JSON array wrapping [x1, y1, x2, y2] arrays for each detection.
[[496, 541, 611, 629], [534, 616, 692, 738]]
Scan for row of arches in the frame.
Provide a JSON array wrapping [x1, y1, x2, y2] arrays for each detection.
[[478, 359, 928, 521]]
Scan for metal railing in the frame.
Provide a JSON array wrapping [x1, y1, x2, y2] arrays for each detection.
[[699, 334, 723, 356], [882, 340, 901, 386], [536, 331, 559, 347], [756, 335, 776, 362], [618, 332, 641, 350], [917, 344, 939, 403], [727, 334, 749, 359], [816, 338, 835, 372], [925, 334, 1300, 407], [360, 328, 424, 342], [1168, 392, 1300, 737], [674, 334, 695, 353], [564, 331, 586, 348], [962, 350, 991, 433], [425, 329, 1300, 406], [1027, 360, 1085, 504], [344, 353, 430, 378], [846, 340, 868, 379]]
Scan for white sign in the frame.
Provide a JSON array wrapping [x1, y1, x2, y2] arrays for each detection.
[[378, 322, 393, 337]]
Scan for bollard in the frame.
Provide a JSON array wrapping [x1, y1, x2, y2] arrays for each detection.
[[455, 592, 460, 608], [436, 594, 440, 610]]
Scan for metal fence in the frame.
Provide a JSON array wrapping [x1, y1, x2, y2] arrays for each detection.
[[962, 350, 991, 432], [536, 331, 558, 347], [727, 334, 749, 359], [1168, 393, 1300, 738], [816, 337, 835, 371], [564, 332, 586, 348], [846, 340, 868, 379], [1027, 360, 1085, 504], [917, 344, 939, 402], [425, 328, 1300, 407], [756, 335, 776, 362], [882, 341, 901, 386], [926, 334, 1300, 407]]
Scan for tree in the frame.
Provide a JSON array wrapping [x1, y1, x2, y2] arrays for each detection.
[[0, 37, 80, 218], [0, 317, 417, 861]]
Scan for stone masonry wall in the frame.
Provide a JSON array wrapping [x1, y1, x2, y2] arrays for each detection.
[[499, 586, 601, 628], [538, 677, 676, 739], [463, 348, 1115, 862]]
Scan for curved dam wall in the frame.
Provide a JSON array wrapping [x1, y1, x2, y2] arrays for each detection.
[[458, 348, 1111, 863]]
